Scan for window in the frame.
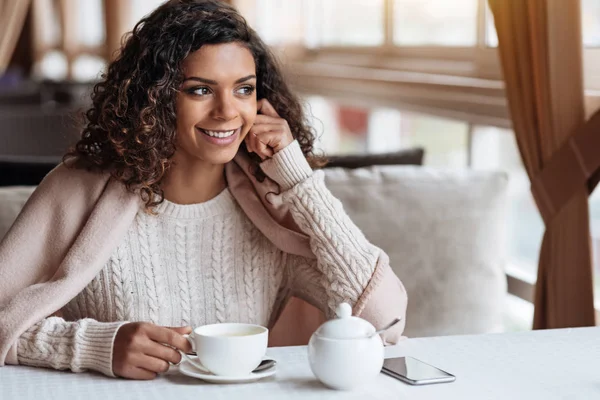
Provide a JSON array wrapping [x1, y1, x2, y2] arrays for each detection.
[[254, 0, 487, 49], [319, 0, 385, 46], [471, 126, 543, 282], [305, 95, 469, 167], [589, 188, 600, 309], [393, 0, 478, 46], [583, 0, 600, 47], [245, 0, 504, 133], [485, 3, 499, 47], [253, 0, 305, 46], [457, 0, 600, 49]]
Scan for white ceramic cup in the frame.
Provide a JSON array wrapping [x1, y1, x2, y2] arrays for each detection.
[[179, 323, 268, 376]]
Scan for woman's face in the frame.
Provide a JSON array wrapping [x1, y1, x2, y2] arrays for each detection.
[[175, 42, 257, 166]]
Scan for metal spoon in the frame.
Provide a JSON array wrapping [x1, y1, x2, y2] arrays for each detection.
[[180, 356, 276, 373], [253, 359, 276, 373], [369, 317, 403, 338]]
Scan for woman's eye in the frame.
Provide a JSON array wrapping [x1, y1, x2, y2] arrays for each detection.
[[237, 85, 255, 96], [189, 87, 211, 96]]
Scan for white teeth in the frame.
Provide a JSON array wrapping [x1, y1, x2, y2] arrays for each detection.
[[203, 129, 236, 138]]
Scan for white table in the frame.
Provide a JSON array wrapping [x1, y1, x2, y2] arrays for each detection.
[[2, 327, 599, 399]]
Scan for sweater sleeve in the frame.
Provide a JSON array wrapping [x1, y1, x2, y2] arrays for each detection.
[[260, 141, 391, 318], [17, 317, 126, 377]]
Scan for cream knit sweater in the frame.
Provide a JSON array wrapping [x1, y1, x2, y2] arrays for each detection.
[[16, 141, 380, 377]]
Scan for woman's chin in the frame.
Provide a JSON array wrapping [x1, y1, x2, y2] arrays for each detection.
[[201, 146, 242, 165]]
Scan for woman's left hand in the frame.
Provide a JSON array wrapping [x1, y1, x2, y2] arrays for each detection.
[[245, 99, 294, 160]]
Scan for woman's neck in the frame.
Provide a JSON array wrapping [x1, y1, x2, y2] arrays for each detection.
[[161, 155, 227, 205]]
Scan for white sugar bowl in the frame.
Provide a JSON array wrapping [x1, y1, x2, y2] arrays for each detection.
[[308, 303, 384, 390]]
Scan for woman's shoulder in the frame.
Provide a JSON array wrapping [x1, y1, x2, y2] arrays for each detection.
[[35, 160, 113, 203]]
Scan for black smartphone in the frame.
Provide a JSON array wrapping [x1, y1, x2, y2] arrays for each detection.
[[381, 356, 456, 385]]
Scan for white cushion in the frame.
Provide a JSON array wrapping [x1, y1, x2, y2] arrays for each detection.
[[324, 166, 508, 338], [0, 186, 36, 241]]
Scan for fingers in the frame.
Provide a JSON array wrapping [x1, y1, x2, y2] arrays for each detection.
[[245, 130, 276, 160], [250, 123, 281, 136], [120, 354, 167, 379], [144, 341, 183, 365], [257, 98, 279, 118], [115, 351, 159, 380], [168, 326, 193, 335], [247, 99, 293, 158], [138, 354, 172, 374], [254, 136, 274, 160], [254, 114, 282, 125], [246, 123, 286, 159], [113, 322, 191, 380], [244, 135, 254, 154], [146, 325, 191, 353]]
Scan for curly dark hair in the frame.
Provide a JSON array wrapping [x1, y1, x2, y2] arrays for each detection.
[[64, 0, 321, 211]]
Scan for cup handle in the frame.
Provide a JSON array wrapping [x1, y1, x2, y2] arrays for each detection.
[[179, 334, 210, 373]]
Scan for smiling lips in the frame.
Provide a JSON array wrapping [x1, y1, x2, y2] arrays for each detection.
[[200, 128, 238, 138], [196, 126, 241, 145]]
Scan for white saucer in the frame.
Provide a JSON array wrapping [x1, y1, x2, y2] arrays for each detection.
[[179, 360, 277, 383]]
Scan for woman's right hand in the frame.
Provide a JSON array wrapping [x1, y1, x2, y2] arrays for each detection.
[[112, 322, 192, 379]]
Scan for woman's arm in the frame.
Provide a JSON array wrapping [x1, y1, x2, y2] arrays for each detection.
[[18, 317, 192, 379], [17, 317, 126, 377], [261, 142, 407, 341]]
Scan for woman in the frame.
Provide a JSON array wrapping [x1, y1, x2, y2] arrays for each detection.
[[0, 0, 407, 380]]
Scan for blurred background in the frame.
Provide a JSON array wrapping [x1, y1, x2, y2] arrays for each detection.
[[2, 0, 600, 335]]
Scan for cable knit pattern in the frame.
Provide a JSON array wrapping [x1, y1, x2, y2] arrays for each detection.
[[211, 219, 226, 323], [83, 279, 101, 322], [17, 317, 125, 377], [16, 141, 384, 377], [111, 246, 127, 321], [138, 214, 160, 324], [261, 141, 380, 317], [148, 216, 167, 323], [117, 243, 134, 321], [188, 223, 205, 327], [221, 217, 235, 322], [242, 219, 257, 323], [268, 250, 285, 321], [175, 221, 191, 326]]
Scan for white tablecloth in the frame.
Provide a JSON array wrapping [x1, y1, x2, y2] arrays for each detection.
[[2, 327, 599, 399]]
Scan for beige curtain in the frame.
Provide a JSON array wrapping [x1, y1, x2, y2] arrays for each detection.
[[0, 0, 33, 74], [489, 0, 596, 328]]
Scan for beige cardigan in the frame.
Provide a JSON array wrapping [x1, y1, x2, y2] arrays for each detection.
[[0, 146, 407, 366]]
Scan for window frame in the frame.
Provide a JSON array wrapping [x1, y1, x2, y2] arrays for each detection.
[[258, 0, 600, 126], [289, 0, 502, 78], [267, 0, 507, 129]]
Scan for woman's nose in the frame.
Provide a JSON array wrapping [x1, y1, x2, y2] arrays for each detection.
[[212, 94, 239, 121]]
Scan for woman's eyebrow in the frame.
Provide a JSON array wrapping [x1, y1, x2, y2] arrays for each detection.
[[183, 75, 257, 85]]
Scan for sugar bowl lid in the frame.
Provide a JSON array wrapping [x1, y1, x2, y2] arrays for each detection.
[[314, 303, 376, 339]]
